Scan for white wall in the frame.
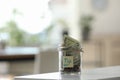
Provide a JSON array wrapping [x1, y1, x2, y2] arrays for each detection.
[[50, 0, 82, 41], [50, 0, 120, 41], [66, 0, 81, 41], [80, 0, 120, 35]]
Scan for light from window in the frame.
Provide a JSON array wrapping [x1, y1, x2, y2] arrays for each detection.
[[0, 0, 52, 34]]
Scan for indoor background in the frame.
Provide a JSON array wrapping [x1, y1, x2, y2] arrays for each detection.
[[0, 0, 120, 80]]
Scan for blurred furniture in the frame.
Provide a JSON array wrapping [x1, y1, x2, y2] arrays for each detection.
[[0, 47, 39, 75], [34, 48, 59, 74], [15, 66, 120, 80], [98, 35, 120, 66], [0, 47, 39, 61], [82, 35, 120, 69], [0, 62, 9, 74], [0, 47, 59, 75], [82, 40, 103, 69]]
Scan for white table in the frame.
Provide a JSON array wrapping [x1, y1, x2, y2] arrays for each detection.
[[15, 66, 120, 80]]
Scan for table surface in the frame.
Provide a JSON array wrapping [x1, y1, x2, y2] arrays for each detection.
[[0, 47, 40, 61], [15, 66, 120, 80]]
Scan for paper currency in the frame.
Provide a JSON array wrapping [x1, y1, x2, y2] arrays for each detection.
[[63, 35, 80, 47], [59, 35, 82, 73]]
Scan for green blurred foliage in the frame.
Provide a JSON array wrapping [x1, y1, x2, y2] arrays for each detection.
[[5, 21, 25, 46], [80, 15, 94, 30]]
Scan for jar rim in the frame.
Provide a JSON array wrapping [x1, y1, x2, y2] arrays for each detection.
[[59, 46, 83, 52]]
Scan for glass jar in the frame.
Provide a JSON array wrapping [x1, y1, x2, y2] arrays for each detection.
[[58, 46, 82, 74]]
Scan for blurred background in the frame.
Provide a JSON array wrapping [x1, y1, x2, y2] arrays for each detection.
[[0, 0, 120, 80]]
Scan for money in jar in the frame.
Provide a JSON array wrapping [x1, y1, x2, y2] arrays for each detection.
[[58, 35, 83, 74]]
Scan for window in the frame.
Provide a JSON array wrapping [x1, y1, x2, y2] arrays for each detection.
[[0, 0, 52, 46], [0, 0, 52, 34]]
